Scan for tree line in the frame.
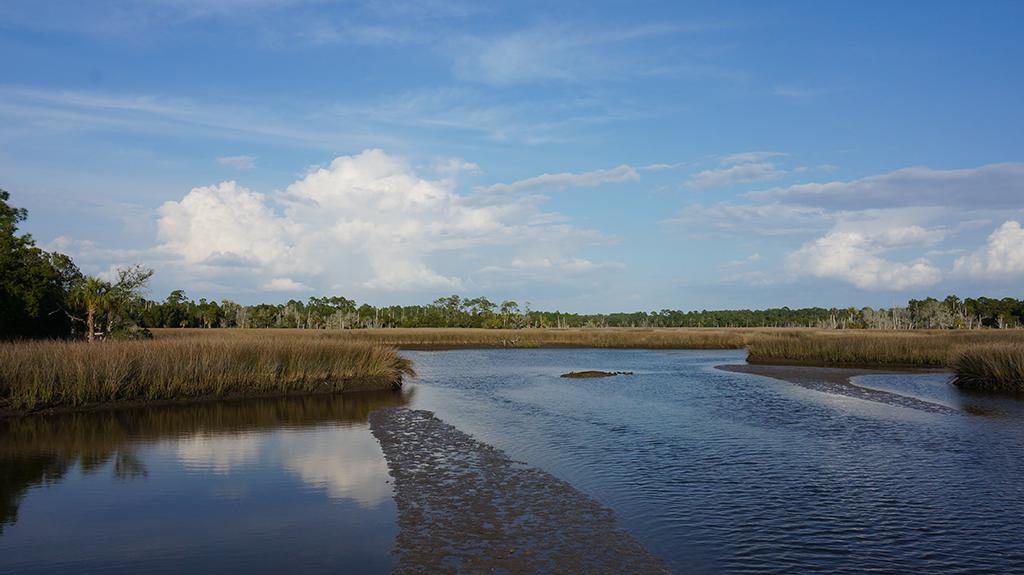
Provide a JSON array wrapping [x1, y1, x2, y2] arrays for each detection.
[[124, 293, 1023, 332], [2, 190, 1021, 340], [0, 190, 148, 340]]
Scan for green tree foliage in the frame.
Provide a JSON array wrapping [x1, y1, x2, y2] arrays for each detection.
[[70, 276, 112, 341], [70, 265, 154, 340], [0, 190, 82, 339], [114, 291, 1024, 332]]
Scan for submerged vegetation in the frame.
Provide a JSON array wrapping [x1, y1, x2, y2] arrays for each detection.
[[0, 332, 415, 414]]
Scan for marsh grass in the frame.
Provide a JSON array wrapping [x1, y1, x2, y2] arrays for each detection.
[[745, 329, 1024, 367], [948, 343, 1024, 391], [0, 334, 415, 412], [7, 327, 1024, 412], [149, 327, 1024, 369], [151, 327, 765, 349]]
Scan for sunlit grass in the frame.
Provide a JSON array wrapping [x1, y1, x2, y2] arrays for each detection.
[[745, 329, 1024, 366], [150, 326, 768, 349], [948, 343, 1024, 392], [0, 334, 415, 412], [6, 327, 1023, 412]]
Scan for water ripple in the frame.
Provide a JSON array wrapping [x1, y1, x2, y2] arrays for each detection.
[[406, 349, 1024, 574]]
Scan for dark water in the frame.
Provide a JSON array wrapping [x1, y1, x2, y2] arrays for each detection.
[[0, 392, 407, 574], [402, 349, 1024, 575], [4, 349, 1024, 574]]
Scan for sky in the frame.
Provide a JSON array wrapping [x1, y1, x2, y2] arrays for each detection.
[[2, 1, 1023, 313]]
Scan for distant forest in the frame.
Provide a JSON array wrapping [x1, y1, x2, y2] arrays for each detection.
[[127, 292, 1024, 333], [2, 189, 1022, 340]]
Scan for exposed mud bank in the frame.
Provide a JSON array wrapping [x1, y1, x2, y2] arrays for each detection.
[[369, 407, 672, 575], [718, 364, 961, 415]]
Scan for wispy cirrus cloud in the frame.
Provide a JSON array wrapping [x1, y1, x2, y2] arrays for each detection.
[[745, 163, 1024, 211], [0, 84, 382, 149], [474, 165, 640, 197], [684, 162, 788, 191], [216, 155, 257, 169], [667, 160, 1024, 291], [451, 21, 744, 86], [719, 151, 787, 166]]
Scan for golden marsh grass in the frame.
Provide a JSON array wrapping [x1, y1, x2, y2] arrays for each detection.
[[150, 326, 769, 349], [745, 329, 1024, 367], [948, 343, 1024, 391], [0, 333, 415, 413], [5, 327, 1023, 413]]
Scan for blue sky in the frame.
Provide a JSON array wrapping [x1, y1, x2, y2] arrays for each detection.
[[2, 1, 1023, 312]]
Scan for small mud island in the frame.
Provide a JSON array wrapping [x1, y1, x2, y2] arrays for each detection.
[[370, 407, 672, 575], [560, 370, 633, 378]]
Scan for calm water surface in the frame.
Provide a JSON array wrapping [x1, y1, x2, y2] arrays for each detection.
[[0, 393, 406, 574], [404, 349, 1024, 575], [4, 349, 1024, 574]]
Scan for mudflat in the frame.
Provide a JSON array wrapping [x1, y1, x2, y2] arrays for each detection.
[[718, 364, 960, 415], [369, 407, 672, 575]]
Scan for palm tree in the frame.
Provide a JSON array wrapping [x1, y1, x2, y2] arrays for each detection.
[[69, 265, 153, 341], [71, 276, 112, 341]]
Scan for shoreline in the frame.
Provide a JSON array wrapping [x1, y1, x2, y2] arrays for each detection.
[[4, 345, 964, 418], [0, 375, 403, 419], [718, 363, 961, 415]]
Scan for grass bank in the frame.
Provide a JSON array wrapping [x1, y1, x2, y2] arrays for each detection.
[[7, 327, 1022, 413], [151, 326, 769, 349], [745, 329, 1024, 391], [948, 343, 1024, 392], [0, 334, 415, 414], [745, 329, 1024, 366], [190, 326, 1018, 390]]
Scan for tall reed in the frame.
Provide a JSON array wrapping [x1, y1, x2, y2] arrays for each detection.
[[745, 329, 1024, 367], [0, 335, 415, 412], [948, 343, 1024, 391], [150, 327, 767, 349]]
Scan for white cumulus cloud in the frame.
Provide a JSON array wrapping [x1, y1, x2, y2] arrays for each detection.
[[785, 228, 943, 290], [154, 149, 620, 295], [952, 221, 1024, 279], [263, 277, 311, 291], [156, 180, 297, 269]]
